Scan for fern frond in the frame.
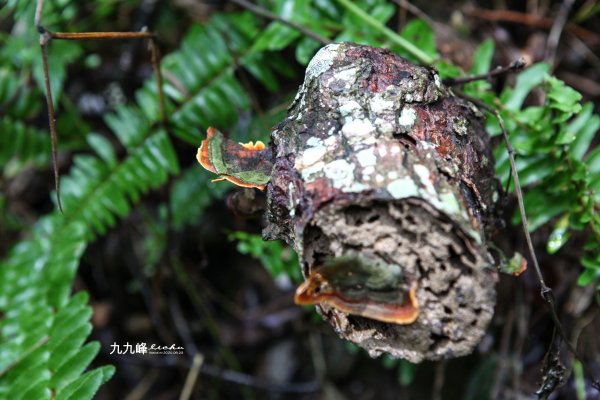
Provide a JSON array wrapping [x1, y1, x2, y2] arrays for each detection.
[[0, 116, 51, 173], [155, 13, 288, 143], [59, 129, 179, 238], [170, 166, 230, 230], [0, 222, 114, 399]]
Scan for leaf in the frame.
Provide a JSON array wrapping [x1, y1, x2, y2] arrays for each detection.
[[55, 368, 112, 400], [296, 37, 322, 65], [501, 63, 549, 110], [50, 342, 100, 390], [434, 60, 462, 79], [546, 76, 583, 114], [547, 214, 571, 254], [585, 146, 600, 174], [470, 39, 495, 75], [399, 19, 438, 61], [570, 103, 600, 159], [230, 231, 301, 281], [170, 167, 228, 231]]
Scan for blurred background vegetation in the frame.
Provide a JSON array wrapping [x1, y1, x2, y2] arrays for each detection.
[[0, 0, 599, 399]]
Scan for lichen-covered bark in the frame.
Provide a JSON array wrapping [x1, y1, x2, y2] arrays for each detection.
[[264, 43, 501, 362]]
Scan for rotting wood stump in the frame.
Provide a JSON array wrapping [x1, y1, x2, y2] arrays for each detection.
[[264, 43, 502, 362]]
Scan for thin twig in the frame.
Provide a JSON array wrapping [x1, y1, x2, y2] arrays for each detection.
[[117, 355, 321, 394], [545, 0, 576, 67], [462, 6, 600, 45], [34, 0, 44, 27], [46, 31, 156, 40], [456, 90, 584, 365], [40, 32, 63, 212], [446, 59, 526, 85], [200, 364, 320, 394], [432, 359, 447, 400], [180, 354, 204, 400], [149, 36, 167, 124], [125, 369, 160, 400], [169, 297, 199, 356], [230, 0, 330, 45], [389, 0, 438, 29], [491, 309, 515, 400], [35, 0, 168, 211]]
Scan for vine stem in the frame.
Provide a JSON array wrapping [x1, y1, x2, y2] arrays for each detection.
[[335, 0, 435, 65], [456, 89, 587, 375]]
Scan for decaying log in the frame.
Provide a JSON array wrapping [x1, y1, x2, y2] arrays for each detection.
[[264, 43, 502, 362]]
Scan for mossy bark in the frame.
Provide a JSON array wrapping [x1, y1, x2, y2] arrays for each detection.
[[264, 43, 501, 362]]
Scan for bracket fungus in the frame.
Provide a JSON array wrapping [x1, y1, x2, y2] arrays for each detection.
[[198, 43, 503, 362]]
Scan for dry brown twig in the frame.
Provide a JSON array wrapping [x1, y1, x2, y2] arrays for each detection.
[[463, 5, 600, 45], [446, 59, 527, 85], [35, 0, 167, 212]]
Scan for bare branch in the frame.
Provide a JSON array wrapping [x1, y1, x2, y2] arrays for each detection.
[[446, 59, 526, 85], [39, 32, 63, 212]]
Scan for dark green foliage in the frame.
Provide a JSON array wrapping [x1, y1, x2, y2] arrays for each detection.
[[229, 231, 302, 282], [467, 43, 600, 287], [0, 5, 292, 396], [0, 117, 50, 173], [170, 167, 230, 231], [0, 223, 114, 399]]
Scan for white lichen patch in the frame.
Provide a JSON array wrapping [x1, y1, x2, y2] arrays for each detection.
[[434, 73, 442, 88], [492, 189, 499, 203], [324, 159, 355, 187], [288, 182, 296, 217], [377, 146, 388, 157], [341, 118, 376, 144], [362, 165, 375, 177], [306, 136, 323, 147], [324, 135, 338, 147], [398, 107, 417, 132], [319, 159, 366, 193], [296, 146, 327, 169], [387, 171, 399, 180], [305, 43, 341, 82], [334, 66, 360, 85], [300, 161, 325, 181], [418, 140, 437, 151], [374, 117, 396, 136], [370, 93, 395, 114], [438, 191, 460, 215], [356, 148, 377, 167], [453, 117, 468, 136], [387, 177, 419, 198], [338, 100, 362, 117], [414, 164, 435, 195]]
